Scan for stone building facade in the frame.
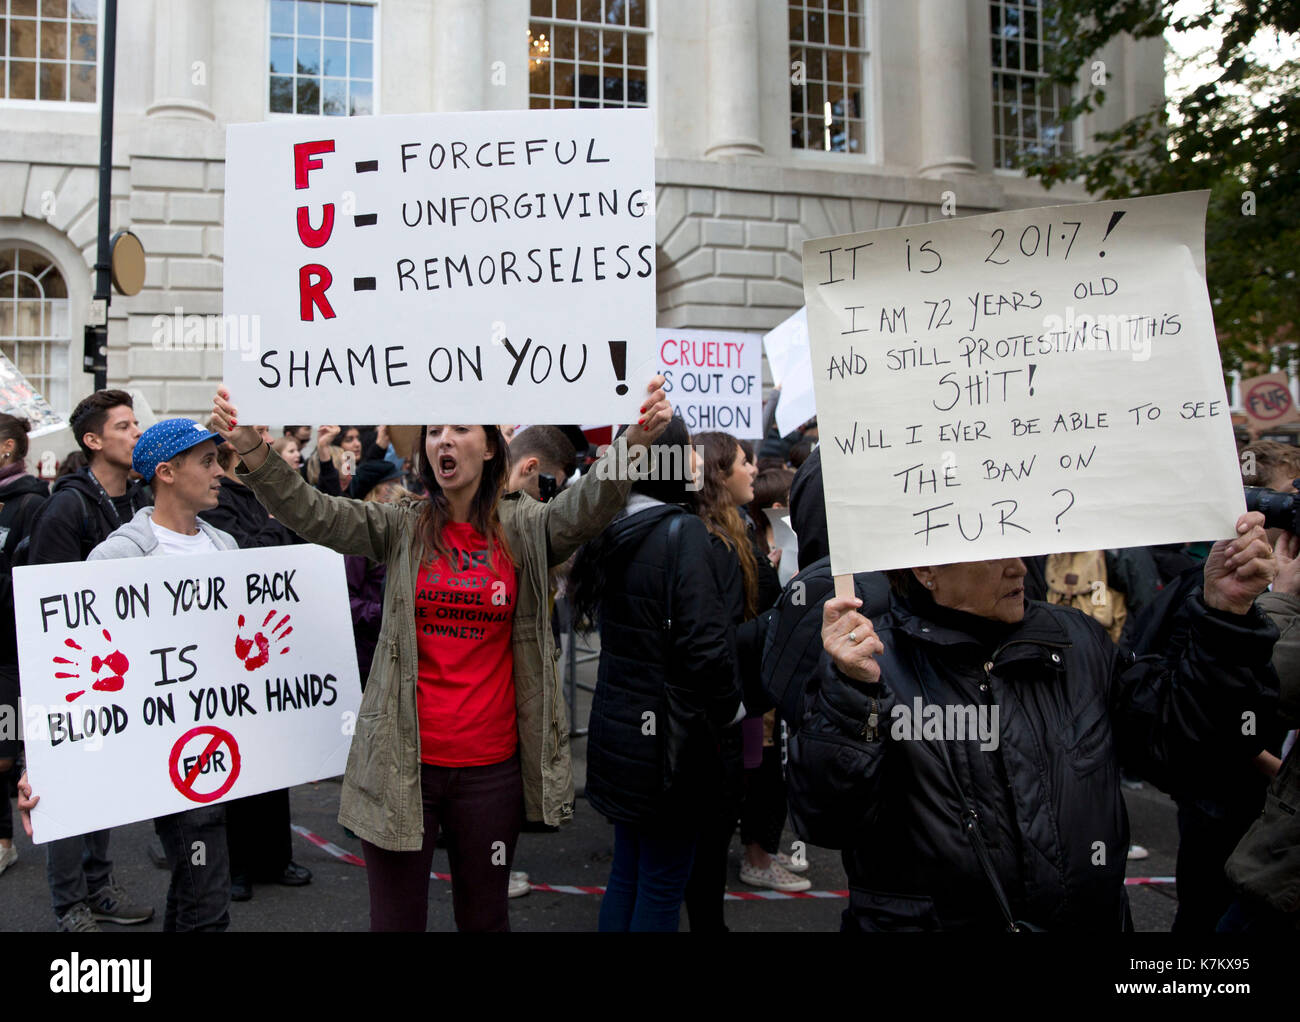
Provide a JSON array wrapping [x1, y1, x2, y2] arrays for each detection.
[[0, 0, 1164, 428]]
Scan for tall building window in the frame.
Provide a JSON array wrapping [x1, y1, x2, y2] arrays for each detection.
[[268, 0, 375, 116], [0, 246, 70, 416], [789, 0, 866, 153], [990, 0, 1074, 169], [1, 0, 98, 103], [528, 0, 649, 109]]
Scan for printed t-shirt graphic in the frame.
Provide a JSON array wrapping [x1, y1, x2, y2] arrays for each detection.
[[414, 521, 518, 766]]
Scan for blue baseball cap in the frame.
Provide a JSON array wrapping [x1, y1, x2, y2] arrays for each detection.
[[132, 418, 225, 481]]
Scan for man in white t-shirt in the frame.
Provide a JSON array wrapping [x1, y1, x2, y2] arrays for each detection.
[[89, 418, 239, 930]]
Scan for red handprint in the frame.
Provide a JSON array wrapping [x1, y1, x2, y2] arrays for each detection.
[[54, 631, 130, 701], [234, 610, 292, 672]]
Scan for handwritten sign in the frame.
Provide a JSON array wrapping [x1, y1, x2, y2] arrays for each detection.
[[14, 546, 362, 843], [1239, 371, 1300, 432], [223, 109, 656, 425], [657, 328, 762, 437], [802, 190, 1243, 575]]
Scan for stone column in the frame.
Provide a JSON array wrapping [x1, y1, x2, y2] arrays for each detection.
[[432, 0, 486, 111], [705, 0, 764, 159], [145, 0, 214, 120], [917, 0, 976, 176]]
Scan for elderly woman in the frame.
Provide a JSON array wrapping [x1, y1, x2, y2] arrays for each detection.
[[786, 513, 1279, 932]]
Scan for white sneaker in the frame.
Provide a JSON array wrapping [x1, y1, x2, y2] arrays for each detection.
[[739, 860, 811, 892], [1126, 844, 1149, 861], [507, 870, 530, 898], [0, 843, 16, 877], [775, 850, 809, 874]]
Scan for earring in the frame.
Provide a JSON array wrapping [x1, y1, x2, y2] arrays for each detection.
[[926, 581, 934, 588]]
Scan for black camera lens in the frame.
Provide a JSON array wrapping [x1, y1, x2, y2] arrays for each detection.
[[1244, 486, 1300, 533]]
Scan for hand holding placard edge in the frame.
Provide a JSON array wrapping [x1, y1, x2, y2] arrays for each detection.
[[1203, 512, 1276, 615]]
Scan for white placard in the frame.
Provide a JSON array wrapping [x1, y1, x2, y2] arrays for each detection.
[[15, 546, 362, 843], [657, 328, 763, 438], [802, 191, 1243, 575], [763, 307, 816, 437], [223, 109, 657, 425]]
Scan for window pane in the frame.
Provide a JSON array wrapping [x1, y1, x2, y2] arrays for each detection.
[[10, 59, 35, 98], [10, 18, 36, 59], [626, 31, 644, 67], [789, 6, 804, 42], [578, 63, 599, 105], [349, 79, 372, 115], [350, 3, 373, 39], [322, 77, 347, 114], [42, 0, 68, 16], [323, 37, 346, 75], [39, 18, 66, 59], [577, 27, 598, 61], [626, 69, 646, 104], [269, 74, 293, 111], [270, 35, 294, 74], [0, 303, 11, 337], [991, 36, 1003, 68], [628, 0, 645, 28], [68, 61, 94, 100], [553, 61, 574, 99], [531, 0, 551, 16], [296, 75, 320, 114], [270, 0, 295, 34], [12, 0, 36, 15], [297, 36, 320, 74], [581, 0, 601, 21], [68, 0, 94, 17], [603, 30, 622, 64], [556, 0, 577, 19], [298, 1, 321, 35], [323, 1, 348, 37], [38, 60, 64, 100], [553, 24, 574, 59], [605, 0, 626, 24], [806, 10, 824, 44], [349, 40, 372, 78], [603, 74, 623, 102], [70, 21, 95, 61]]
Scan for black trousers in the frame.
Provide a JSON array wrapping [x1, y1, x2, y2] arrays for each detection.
[[684, 729, 743, 933], [225, 788, 292, 881], [739, 740, 788, 854]]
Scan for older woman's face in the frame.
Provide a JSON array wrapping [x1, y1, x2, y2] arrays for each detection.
[[915, 558, 1027, 623]]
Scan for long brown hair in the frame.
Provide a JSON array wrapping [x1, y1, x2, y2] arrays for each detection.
[[693, 430, 759, 619], [414, 425, 514, 571]]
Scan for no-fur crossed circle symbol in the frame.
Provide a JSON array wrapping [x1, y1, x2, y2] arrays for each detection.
[[1246, 379, 1294, 422], [168, 725, 241, 803]]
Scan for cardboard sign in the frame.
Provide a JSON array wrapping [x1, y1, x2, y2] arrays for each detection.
[[802, 191, 1243, 575], [657, 328, 762, 438], [763, 307, 816, 437], [223, 109, 657, 426], [15, 545, 362, 842], [1239, 371, 1300, 431], [0, 351, 66, 438]]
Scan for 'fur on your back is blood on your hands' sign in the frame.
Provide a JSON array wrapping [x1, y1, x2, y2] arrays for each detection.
[[13, 546, 362, 843], [222, 109, 657, 426]]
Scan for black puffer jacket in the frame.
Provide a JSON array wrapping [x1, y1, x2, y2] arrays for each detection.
[[199, 476, 301, 548], [585, 500, 743, 828], [787, 591, 1278, 931], [25, 467, 151, 565]]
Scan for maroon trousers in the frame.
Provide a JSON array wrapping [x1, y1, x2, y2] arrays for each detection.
[[361, 755, 523, 932]]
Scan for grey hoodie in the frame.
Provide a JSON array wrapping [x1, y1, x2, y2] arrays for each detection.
[[88, 506, 238, 560]]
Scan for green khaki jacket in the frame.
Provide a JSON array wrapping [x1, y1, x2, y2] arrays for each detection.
[[237, 439, 633, 851]]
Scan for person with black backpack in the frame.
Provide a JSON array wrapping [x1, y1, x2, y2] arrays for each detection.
[[20, 390, 154, 932], [0, 413, 48, 879]]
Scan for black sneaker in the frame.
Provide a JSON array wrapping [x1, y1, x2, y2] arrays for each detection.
[[87, 878, 154, 924]]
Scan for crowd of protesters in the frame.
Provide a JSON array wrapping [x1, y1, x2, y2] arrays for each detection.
[[1, 383, 1296, 934]]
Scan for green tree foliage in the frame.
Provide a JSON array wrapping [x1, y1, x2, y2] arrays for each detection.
[[1020, 0, 1299, 372]]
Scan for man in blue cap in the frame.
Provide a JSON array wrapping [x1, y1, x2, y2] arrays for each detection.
[[90, 419, 240, 930]]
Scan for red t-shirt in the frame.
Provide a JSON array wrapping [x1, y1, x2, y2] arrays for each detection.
[[414, 521, 518, 766]]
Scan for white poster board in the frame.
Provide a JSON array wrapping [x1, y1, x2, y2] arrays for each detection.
[[802, 191, 1243, 575], [15, 546, 362, 843], [224, 109, 657, 426], [657, 328, 762, 438], [763, 307, 816, 437]]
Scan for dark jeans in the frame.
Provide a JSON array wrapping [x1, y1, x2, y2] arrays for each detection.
[[362, 755, 523, 932], [599, 821, 696, 932], [226, 787, 292, 880], [739, 741, 787, 854], [47, 830, 113, 918], [1173, 795, 1263, 934], [154, 805, 230, 932]]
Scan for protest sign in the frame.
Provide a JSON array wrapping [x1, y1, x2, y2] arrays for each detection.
[[0, 351, 66, 437], [657, 328, 762, 437], [763, 307, 816, 437], [223, 109, 657, 426], [1238, 371, 1300, 432], [14, 545, 362, 843], [802, 190, 1243, 575]]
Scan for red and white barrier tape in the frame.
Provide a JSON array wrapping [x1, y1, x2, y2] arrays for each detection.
[[291, 826, 1174, 899]]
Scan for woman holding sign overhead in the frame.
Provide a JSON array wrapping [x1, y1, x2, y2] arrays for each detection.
[[210, 379, 672, 932], [786, 520, 1280, 932]]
